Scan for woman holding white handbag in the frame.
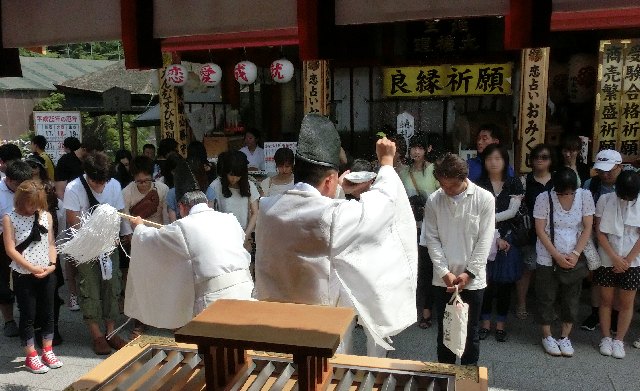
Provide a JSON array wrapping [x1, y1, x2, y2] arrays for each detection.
[[533, 167, 595, 358], [594, 171, 640, 359]]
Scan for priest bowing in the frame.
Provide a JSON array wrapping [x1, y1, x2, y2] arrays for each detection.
[[125, 160, 253, 329]]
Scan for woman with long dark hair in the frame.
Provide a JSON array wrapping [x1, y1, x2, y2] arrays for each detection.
[[516, 144, 555, 319], [209, 151, 259, 250], [112, 150, 133, 189], [477, 144, 524, 342], [400, 133, 439, 329]]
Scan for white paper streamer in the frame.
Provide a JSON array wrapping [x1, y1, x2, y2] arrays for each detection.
[[57, 204, 122, 264]]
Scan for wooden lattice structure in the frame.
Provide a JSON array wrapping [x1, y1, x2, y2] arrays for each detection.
[[66, 300, 488, 391]]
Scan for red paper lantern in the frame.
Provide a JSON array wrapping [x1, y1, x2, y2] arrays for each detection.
[[164, 64, 187, 87], [270, 59, 294, 83], [199, 63, 222, 86], [234, 61, 257, 85]]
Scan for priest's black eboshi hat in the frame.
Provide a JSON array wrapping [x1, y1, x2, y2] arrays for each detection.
[[295, 114, 341, 170], [174, 158, 200, 203]]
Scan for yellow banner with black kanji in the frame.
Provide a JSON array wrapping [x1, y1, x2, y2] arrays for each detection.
[[382, 63, 512, 97], [594, 39, 640, 162]]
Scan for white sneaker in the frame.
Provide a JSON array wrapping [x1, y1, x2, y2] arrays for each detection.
[[557, 337, 574, 357], [612, 339, 625, 359], [542, 336, 561, 356], [69, 294, 80, 311], [599, 337, 613, 356]]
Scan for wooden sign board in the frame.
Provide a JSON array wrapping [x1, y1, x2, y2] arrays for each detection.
[[518, 48, 550, 173]]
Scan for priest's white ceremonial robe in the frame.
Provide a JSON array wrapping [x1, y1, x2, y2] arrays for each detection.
[[255, 165, 418, 355], [125, 203, 253, 329]]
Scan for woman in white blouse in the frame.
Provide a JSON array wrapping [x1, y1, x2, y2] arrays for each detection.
[[594, 170, 640, 358], [209, 151, 259, 251], [260, 148, 294, 197], [533, 167, 595, 358]]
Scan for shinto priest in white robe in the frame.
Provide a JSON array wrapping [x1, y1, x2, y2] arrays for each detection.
[[125, 203, 253, 329], [255, 165, 418, 351]]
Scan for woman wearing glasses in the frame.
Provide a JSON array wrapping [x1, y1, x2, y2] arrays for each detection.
[[122, 156, 169, 227], [533, 167, 595, 357], [515, 144, 555, 320], [121, 156, 169, 338]]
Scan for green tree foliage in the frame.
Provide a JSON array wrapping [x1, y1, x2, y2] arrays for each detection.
[[20, 42, 123, 60]]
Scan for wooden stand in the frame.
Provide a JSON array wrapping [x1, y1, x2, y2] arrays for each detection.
[[175, 299, 355, 391]]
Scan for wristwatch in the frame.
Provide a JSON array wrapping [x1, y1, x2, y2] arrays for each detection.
[[464, 269, 476, 279], [571, 250, 581, 257]]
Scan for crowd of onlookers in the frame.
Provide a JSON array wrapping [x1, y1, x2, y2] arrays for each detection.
[[400, 125, 640, 361], [0, 125, 639, 374], [0, 130, 295, 373]]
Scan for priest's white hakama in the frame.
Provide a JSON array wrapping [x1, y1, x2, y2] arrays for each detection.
[[255, 165, 418, 354], [125, 203, 253, 329]]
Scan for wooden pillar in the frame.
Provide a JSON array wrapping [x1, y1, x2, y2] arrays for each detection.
[[303, 60, 331, 116], [120, 0, 162, 69], [158, 52, 192, 156], [504, 0, 551, 50], [0, 4, 21, 77], [131, 126, 138, 156]]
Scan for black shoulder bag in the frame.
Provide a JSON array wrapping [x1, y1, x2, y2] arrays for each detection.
[[79, 175, 101, 208], [15, 211, 48, 254]]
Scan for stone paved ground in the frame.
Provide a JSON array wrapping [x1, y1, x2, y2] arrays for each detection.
[[1, 285, 639, 390]]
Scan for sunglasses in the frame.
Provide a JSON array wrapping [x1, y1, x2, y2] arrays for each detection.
[[533, 154, 551, 160]]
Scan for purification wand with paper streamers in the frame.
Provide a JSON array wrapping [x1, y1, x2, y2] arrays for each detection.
[[57, 204, 162, 264]]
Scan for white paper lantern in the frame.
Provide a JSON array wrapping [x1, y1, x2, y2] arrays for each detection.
[[270, 59, 294, 83], [234, 61, 257, 85], [199, 63, 222, 86], [164, 64, 187, 86]]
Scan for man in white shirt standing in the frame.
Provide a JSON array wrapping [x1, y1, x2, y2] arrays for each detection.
[[421, 153, 495, 366], [63, 152, 132, 355], [238, 129, 265, 171]]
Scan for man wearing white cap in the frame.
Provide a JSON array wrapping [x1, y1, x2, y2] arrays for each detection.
[[580, 149, 624, 332]]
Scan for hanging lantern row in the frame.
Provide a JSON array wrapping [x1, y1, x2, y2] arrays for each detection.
[[163, 60, 294, 87]]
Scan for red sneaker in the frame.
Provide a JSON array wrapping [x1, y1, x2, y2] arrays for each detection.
[[25, 352, 49, 374], [41, 347, 63, 369]]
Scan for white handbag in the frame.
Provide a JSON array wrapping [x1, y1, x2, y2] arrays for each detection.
[[443, 286, 469, 358], [582, 237, 601, 271]]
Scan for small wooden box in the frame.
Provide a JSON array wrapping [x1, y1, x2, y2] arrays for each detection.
[[203, 136, 244, 158]]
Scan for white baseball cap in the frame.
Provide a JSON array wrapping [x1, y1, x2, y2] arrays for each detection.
[[593, 149, 622, 171]]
